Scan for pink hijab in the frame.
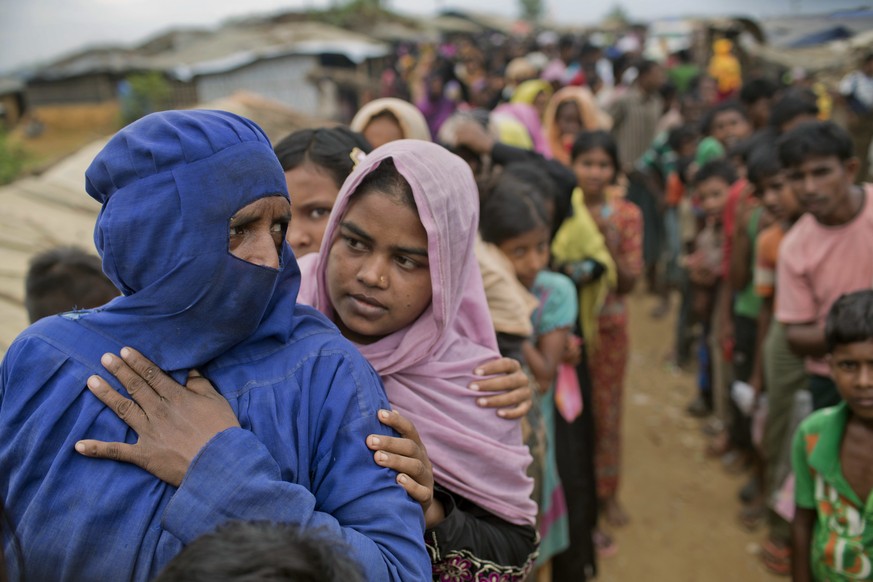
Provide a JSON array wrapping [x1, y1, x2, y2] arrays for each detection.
[[297, 140, 536, 526], [493, 102, 550, 157]]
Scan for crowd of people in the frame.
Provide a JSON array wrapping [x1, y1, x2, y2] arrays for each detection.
[[2, 26, 873, 582]]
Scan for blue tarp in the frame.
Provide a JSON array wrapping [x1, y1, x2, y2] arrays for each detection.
[[788, 25, 853, 48]]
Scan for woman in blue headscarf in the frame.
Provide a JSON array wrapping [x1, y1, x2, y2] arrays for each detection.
[[0, 110, 431, 582]]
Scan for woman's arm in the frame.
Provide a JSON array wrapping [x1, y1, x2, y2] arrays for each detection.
[[76, 348, 431, 582], [522, 328, 569, 393]]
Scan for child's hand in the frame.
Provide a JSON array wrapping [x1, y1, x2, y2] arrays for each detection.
[[470, 357, 533, 419], [367, 410, 441, 526], [689, 265, 716, 286], [562, 335, 582, 366]]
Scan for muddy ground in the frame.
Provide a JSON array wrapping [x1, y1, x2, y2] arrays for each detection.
[[595, 293, 783, 582]]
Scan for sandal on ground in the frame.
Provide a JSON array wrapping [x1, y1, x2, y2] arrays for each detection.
[[760, 539, 791, 576]]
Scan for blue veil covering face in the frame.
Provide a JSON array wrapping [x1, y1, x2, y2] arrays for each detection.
[[81, 109, 297, 374], [0, 110, 431, 582]]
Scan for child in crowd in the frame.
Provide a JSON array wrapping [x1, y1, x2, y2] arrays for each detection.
[[481, 177, 576, 574], [350, 98, 432, 147], [749, 141, 807, 575], [24, 246, 119, 323], [792, 289, 873, 581], [566, 131, 642, 543], [685, 160, 736, 417], [154, 521, 364, 582], [637, 124, 699, 318], [543, 86, 611, 166], [739, 78, 779, 132], [769, 93, 820, 135], [775, 121, 873, 411], [273, 127, 372, 258], [695, 101, 753, 167]]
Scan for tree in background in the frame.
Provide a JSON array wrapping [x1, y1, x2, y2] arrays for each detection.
[[519, 0, 544, 24], [603, 4, 631, 28], [0, 129, 27, 185], [119, 72, 172, 125]]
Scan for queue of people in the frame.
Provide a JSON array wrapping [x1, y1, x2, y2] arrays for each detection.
[[1, 29, 873, 582]]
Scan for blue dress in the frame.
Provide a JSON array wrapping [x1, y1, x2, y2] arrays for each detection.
[[530, 270, 578, 563]]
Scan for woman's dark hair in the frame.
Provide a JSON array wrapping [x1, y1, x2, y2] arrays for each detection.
[[570, 130, 621, 177], [273, 126, 372, 189], [778, 120, 854, 169], [700, 101, 748, 135], [768, 93, 819, 131], [692, 159, 737, 187], [480, 178, 550, 246], [728, 129, 777, 165], [825, 290, 873, 352], [739, 77, 778, 106], [667, 124, 699, 152], [500, 161, 569, 233], [153, 521, 364, 582], [354, 157, 417, 211], [746, 140, 782, 188]]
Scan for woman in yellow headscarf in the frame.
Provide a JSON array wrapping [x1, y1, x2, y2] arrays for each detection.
[[708, 39, 742, 99], [512, 80, 553, 121], [542, 86, 612, 166]]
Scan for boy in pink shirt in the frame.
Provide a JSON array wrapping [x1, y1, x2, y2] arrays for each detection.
[[775, 121, 873, 409]]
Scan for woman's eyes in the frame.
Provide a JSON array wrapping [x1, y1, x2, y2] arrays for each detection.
[[395, 255, 420, 270], [344, 236, 367, 251], [229, 225, 244, 237], [308, 207, 331, 220]]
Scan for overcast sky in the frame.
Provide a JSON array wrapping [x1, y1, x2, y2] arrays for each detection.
[[0, 0, 869, 73]]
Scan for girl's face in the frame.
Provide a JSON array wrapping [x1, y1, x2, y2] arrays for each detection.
[[555, 100, 582, 139], [498, 225, 550, 290], [572, 147, 616, 197], [326, 190, 432, 345], [284, 164, 339, 258], [760, 171, 798, 222], [697, 177, 730, 220], [364, 115, 405, 149], [711, 110, 752, 149]]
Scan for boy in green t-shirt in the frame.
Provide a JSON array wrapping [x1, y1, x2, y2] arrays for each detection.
[[792, 290, 873, 581]]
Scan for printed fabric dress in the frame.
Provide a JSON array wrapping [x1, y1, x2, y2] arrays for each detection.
[[530, 269, 578, 563], [589, 199, 643, 500]]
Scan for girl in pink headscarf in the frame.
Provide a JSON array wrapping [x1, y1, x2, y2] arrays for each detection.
[[297, 140, 538, 580]]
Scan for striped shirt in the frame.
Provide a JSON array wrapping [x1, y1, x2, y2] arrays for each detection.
[[609, 86, 663, 171]]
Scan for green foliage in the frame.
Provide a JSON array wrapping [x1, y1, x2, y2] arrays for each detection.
[[604, 3, 631, 26], [519, 0, 544, 24], [120, 72, 172, 125], [316, 0, 392, 28], [0, 129, 27, 185]]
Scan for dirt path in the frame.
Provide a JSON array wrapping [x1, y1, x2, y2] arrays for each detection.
[[595, 293, 783, 582]]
